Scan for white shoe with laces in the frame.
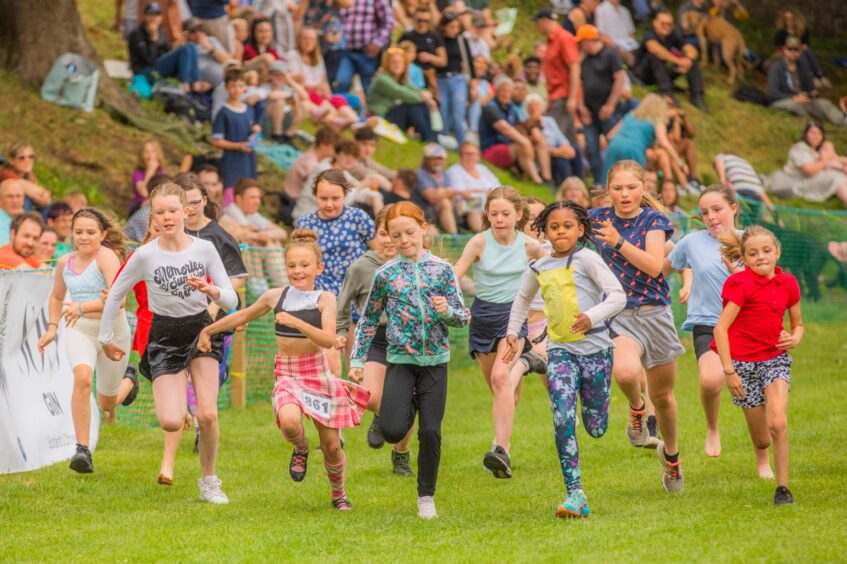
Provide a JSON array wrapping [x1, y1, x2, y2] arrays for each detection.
[[417, 496, 438, 519], [198, 475, 229, 504]]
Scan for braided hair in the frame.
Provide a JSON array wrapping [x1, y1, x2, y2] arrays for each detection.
[[530, 200, 593, 248]]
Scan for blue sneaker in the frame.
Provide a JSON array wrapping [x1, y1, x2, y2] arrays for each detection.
[[556, 490, 591, 518]]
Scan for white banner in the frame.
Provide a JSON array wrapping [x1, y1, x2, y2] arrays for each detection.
[[0, 272, 99, 474]]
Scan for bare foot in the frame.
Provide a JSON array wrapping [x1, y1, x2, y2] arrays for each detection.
[[758, 464, 775, 479], [704, 430, 721, 457]]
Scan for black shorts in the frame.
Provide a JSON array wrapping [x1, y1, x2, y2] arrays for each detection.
[[139, 310, 224, 381], [469, 298, 529, 359], [692, 325, 715, 360], [365, 325, 388, 367]]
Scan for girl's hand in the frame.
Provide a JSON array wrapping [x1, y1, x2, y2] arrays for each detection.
[[187, 277, 220, 300], [721, 255, 741, 275], [197, 330, 212, 353], [432, 296, 449, 315], [776, 330, 799, 350], [502, 334, 519, 363], [239, 142, 252, 153], [678, 285, 691, 304], [594, 219, 622, 248], [334, 335, 347, 350], [725, 371, 745, 400], [570, 313, 592, 334], [275, 311, 299, 329], [104, 343, 126, 362], [348, 368, 363, 383], [37, 327, 57, 353], [62, 302, 82, 328]]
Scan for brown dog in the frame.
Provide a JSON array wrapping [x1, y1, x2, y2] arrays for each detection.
[[682, 11, 747, 84]]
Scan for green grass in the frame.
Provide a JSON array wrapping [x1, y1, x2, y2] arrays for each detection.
[[2, 323, 845, 561]]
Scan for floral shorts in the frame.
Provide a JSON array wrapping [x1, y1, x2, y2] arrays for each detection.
[[731, 353, 792, 409]]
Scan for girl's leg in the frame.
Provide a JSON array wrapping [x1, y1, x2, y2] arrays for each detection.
[[378, 364, 418, 444], [314, 421, 347, 503], [475, 351, 497, 392], [152, 371, 190, 432], [490, 337, 525, 453], [646, 360, 679, 456], [764, 380, 790, 488], [413, 365, 448, 499], [160, 428, 182, 482], [277, 403, 308, 450], [546, 349, 582, 493], [362, 361, 387, 414], [742, 405, 774, 478], [698, 351, 724, 456], [578, 349, 614, 440], [188, 356, 221, 478], [71, 365, 94, 446]]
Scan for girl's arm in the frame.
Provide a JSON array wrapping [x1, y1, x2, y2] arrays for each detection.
[[99, 251, 145, 345], [198, 293, 274, 352], [598, 224, 667, 278], [506, 268, 538, 338], [37, 262, 69, 352], [678, 268, 693, 304], [654, 122, 687, 175], [713, 302, 744, 399], [777, 303, 804, 350], [578, 252, 626, 328], [526, 237, 546, 260], [349, 272, 389, 368], [453, 233, 484, 280], [335, 263, 361, 338], [203, 245, 239, 310]]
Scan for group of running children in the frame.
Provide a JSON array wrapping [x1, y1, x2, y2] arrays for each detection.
[[36, 159, 804, 519]]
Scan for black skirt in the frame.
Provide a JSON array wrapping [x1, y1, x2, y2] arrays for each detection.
[[139, 310, 224, 381], [469, 298, 528, 358]]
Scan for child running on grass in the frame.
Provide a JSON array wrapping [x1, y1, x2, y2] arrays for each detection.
[[198, 229, 370, 511], [505, 200, 626, 518], [349, 202, 469, 519], [335, 205, 415, 476], [453, 186, 546, 479], [589, 160, 686, 492], [713, 226, 803, 506]]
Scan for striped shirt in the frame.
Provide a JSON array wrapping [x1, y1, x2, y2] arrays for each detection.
[[715, 153, 764, 197]]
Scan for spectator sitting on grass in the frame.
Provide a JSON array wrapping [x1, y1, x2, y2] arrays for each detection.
[[0, 142, 52, 211], [445, 141, 500, 232], [350, 127, 396, 192], [522, 56, 548, 103], [45, 202, 74, 258], [0, 212, 43, 270], [283, 127, 340, 222], [0, 179, 25, 246], [415, 143, 459, 234], [595, 0, 639, 66], [124, 174, 172, 243], [774, 8, 829, 90], [771, 121, 847, 205], [183, 17, 234, 88], [524, 93, 578, 186], [380, 168, 430, 209], [130, 139, 167, 216], [713, 152, 776, 210], [223, 178, 289, 247]]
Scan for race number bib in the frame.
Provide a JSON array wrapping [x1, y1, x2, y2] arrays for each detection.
[[301, 391, 333, 421]]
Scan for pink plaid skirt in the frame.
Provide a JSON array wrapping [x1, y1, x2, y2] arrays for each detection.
[[272, 352, 370, 429]]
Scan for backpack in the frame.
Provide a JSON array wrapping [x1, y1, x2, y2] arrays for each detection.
[[40, 53, 100, 112], [733, 85, 770, 106], [153, 83, 211, 125]]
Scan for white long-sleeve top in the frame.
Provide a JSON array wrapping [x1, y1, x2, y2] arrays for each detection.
[[508, 248, 626, 355], [99, 236, 238, 344]]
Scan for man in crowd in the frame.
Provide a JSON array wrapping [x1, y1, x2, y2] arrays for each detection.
[[415, 143, 459, 234], [0, 179, 25, 246], [399, 8, 447, 102], [595, 0, 639, 65], [45, 202, 74, 258], [184, 17, 234, 88], [337, 0, 396, 93], [534, 10, 581, 147], [522, 56, 548, 103], [0, 212, 43, 270]]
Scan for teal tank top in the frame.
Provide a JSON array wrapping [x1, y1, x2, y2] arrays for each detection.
[[474, 230, 527, 303], [63, 252, 107, 302]]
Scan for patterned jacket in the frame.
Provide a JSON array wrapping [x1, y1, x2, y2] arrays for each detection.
[[350, 251, 469, 368]]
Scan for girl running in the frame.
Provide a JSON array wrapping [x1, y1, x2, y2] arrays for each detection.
[[505, 201, 626, 517], [589, 160, 686, 492], [38, 208, 138, 474], [349, 202, 469, 519], [453, 186, 545, 479], [713, 226, 803, 505], [99, 183, 238, 504], [664, 185, 772, 475], [335, 205, 415, 476], [198, 229, 370, 511]]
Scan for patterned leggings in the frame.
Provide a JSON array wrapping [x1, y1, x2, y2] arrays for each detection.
[[546, 347, 613, 493]]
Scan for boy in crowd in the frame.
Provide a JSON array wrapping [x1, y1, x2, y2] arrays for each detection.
[[45, 202, 74, 258], [211, 69, 261, 195], [350, 127, 396, 192]]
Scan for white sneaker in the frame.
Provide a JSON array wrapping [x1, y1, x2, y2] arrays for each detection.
[[417, 495, 438, 519], [198, 475, 229, 504]]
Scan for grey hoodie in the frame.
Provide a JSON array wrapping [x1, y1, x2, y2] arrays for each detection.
[[336, 250, 389, 337]]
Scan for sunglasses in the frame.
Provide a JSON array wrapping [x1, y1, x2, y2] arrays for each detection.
[[785, 47, 800, 52]]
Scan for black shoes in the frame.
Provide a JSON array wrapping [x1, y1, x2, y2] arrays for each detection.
[[121, 366, 139, 407], [289, 448, 309, 482], [391, 449, 414, 476], [368, 415, 385, 449], [774, 486, 794, 505], [69, 444, 93, 474], [483, 446, 512, 479]]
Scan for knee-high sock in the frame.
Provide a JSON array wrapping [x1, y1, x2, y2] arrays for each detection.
[[325, 450, 346, 500]]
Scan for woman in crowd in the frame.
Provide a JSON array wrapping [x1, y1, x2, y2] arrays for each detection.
[[444, 142, 501, 232], [437, 13, 475, 145], [772, 121, 847, 205], [0, 142, 52, 210], [130, 140, 167, 216], [242, 16, 282, 81]]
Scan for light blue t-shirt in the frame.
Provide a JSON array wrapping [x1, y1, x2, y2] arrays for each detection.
[[0, 209, 11, 246], [668, 229, 737, 330]]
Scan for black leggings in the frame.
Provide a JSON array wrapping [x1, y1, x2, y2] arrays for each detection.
[[380, 363, 448, 497]]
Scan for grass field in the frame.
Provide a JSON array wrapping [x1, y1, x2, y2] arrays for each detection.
[[2, 323, 845, 562]]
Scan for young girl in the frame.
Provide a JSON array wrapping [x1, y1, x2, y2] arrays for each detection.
[[335, 205, 414, 475], [131, 140, 166, 215], [348, 202, 469, 519], [38, 208, 138, 473], [505, 201, 626, 517], [665, 185, 772, 475], [589, 160, 686, 492], [199, 229, 370, 511], [713, 226, 803, 505], [98, 183, 237, 504], [453, 187, 545, 479]]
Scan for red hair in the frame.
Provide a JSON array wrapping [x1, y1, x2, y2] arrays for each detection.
[[384, 201, 431, 248]]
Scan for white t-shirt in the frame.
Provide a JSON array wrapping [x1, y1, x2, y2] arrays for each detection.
[[445, 162, 501, 214], [285, 49, 327, 90], [222, 204, 276, 231], [595, 1, 638, 51]]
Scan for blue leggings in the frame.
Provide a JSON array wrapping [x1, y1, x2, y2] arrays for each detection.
[[546, 347, 613, 493]]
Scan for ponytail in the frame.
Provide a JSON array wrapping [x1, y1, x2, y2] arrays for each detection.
[[719, 225, 781, 264]]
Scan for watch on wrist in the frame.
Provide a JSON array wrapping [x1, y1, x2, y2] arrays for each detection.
[[614, 238, 625, 251]]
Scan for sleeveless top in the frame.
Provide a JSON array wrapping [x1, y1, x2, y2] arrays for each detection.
[[474, 229, 527, 304], [63, 252, 107, 302], [274, 286, 323, 338]]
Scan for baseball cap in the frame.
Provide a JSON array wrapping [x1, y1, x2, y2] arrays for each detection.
[[471, 13, 488, 28], [143, 2, 163, 15], [575, 24, 601, 42], [182, 17, 203, 32], [784, 36, 802, 49], [532, 9, 557, 22], [269, 60, 288, 74], [423, 143, 447, 159]]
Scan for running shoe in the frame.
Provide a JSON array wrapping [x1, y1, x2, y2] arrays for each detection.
[[520, 349, 548, 375], [331, 496, 353, 511], [656, 441, 684, 493], [392, 449, 414, 476], [417, 496, 438, 519], [483, 446, 512, 479], [774, 486, 794, 506], [626, 404, 649, 448], [367, 415, 385, 449], [556, 490, 591, 518], [198, 475, 229, 504], [69, 444, 93, 474], [289, 448, 309, 482], [121, 365, 139, 406], [644, 414, 661, 449]]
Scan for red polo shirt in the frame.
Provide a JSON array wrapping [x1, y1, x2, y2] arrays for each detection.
[[543, 25, 580, 102], [0, 243, 41, 270], [711, 267, 800, 361]]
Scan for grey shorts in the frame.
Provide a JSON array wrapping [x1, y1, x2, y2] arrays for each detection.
[[731, 353, 792, 409], [610, 306, 685, 369]]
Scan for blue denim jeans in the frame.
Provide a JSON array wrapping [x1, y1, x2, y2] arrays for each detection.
[[146, 43, 200, 85], [385, 103, 436, 142], [437, 74, 468, 144], [583, 111, 621, 186], [333, 49, 380, 94]]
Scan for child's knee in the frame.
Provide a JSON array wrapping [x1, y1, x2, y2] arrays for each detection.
[[767, 414, 787, 437]]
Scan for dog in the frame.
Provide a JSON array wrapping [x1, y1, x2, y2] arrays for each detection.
[[682, 11, 747, 84]]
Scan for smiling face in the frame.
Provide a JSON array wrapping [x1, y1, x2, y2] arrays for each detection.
[[72, 216, 106, 255], [48, 212, 73, 240], [388, 215, 426, 259], [198, 170, 223, 202], [150, 194, 187, 237], [12, 219, 41, 258], [315, 181, 345, 220], [299, 28, 318, 54], [608, 169, 645, 217], [544, 207, 584, 255], [10, 145, 35, 174], [285, 246, 323, 291], [804, 125, 824, 149], [388, 52, 407, 79], [255, 21, 273, 47], [742, 234, 781, 278], [373, 224, 397, 260], [459, 144, 480, 167], [35, 230, 58, 261], [699, 191, 736, 237], [486, 197, 521, 234]]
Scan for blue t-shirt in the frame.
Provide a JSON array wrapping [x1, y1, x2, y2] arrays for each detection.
[[188, 0, 228, 19], [295, 206, 375, 295], [669, 229, 739, 330], [408, 63, 426, 90], [212, 104, 257, 189], [0, 209, 11, 246], [589, 206, 673, 308]]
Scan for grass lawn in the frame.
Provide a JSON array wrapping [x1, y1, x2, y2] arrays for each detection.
[[1, 323, 845, 561]]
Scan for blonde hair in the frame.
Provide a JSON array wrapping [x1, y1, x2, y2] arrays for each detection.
[[149, 182, 187, 206], [137, 139, 165, 170], [556, 176, 590, 207], [631, 93, 670, 124], [286, 228, 323, 262], [381, 48, 410, 85], [483, 186, 528, 230], [719, 225, 781, 264], [604, 160, 666, 213]]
